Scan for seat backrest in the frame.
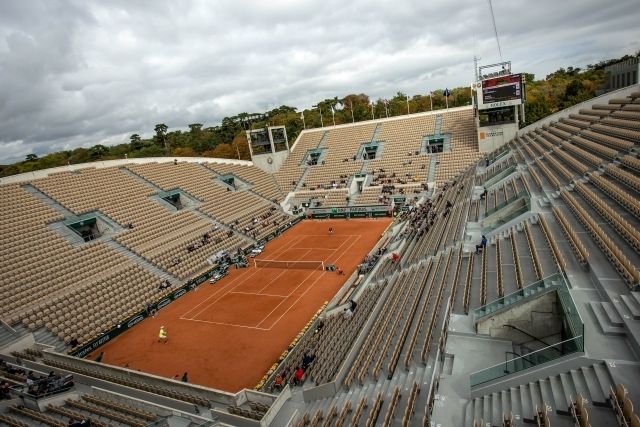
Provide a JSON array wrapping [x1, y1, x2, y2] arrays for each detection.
[[617, 383, 628, 404], [623, 397, 635, 421]]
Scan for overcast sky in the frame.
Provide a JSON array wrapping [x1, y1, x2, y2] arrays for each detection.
[[0, 0, 638, 163]]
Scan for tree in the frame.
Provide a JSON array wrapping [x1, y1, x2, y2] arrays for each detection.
[[25, 154, 38, 162], [89, 145, 109, 159], [129, 134, 142, 151], [154, 123, 168, 153]]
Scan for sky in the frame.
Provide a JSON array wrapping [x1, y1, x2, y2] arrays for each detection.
[[0, 0, 638, 164]]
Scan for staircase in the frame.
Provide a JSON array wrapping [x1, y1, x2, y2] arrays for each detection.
[[102, 240, 179, 283], [33, 327, 68, 352], [22, 184, 76, 217], [427, 155, 438, 183], [589, 301, 626, 336], [293, 167, 312, 192], [465, 361, 617, 426]]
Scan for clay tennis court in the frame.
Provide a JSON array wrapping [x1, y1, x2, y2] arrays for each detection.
[[96, 218, 391, 392]]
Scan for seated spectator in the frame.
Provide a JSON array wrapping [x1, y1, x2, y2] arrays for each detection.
[[1, 380, 11, 399], [302, 352, 316, 370], [343, 307, 353, 318], [480, 187, 487, 199], [273, 374, 284, 391], [349, 299, 358, 312]]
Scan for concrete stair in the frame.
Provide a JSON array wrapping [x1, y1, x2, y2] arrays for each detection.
[[620, 293, 640, 320], [464, 361, 616, 426], [102, 240, 179, 283], [33, 327, 68, 352], [589, 301, 626, 336]]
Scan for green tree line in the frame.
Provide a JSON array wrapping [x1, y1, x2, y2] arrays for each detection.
[[1, 52, 636, 178]]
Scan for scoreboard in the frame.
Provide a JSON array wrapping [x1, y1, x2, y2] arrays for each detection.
[[479, 73, 523, 109]]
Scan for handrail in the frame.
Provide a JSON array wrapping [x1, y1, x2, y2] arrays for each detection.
[[503, 324, 562, 354], [470, 335, 584, 387], [504, 351, 536, 373], [474, 272, 562, 318]]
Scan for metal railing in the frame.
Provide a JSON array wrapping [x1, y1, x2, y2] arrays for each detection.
[[474, 273, 562, 319], [471, 273, 585, 387], [470, 335, 584, 387]]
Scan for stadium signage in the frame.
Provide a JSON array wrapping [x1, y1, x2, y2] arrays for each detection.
[[309, 205, 390, 218], [173, 288, 187, 299], [70, 217, 307, 360], [156, 298, 172, 309], [127, 315, 144, 328]]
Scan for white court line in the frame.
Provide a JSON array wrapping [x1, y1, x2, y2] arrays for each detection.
[[180, 317, 271, 331], [332, 235, 363, 265], [188, 268, 286, 320], [181, 267, 262, 318], [230, 291, 290, 298], [181, 231, 364, 330], [254, 267, 321, 329], [258, 267, 328, 330]]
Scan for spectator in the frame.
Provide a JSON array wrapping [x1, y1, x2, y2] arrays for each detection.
[[343, 307, 353, 318], [475, 235, 487, 254], [302, 352, 316, 370], [181, 372, 189, 383], [480, 187, 487, 200], [94, 352, 104, 363], [349, 299, 358, 312], [273, 374, 284, 391], [294, 366, 305, 385]]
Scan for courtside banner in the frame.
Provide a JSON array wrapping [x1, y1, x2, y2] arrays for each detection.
[[71, 215, 307, 358], [309, 205, 391, 218], [71, 264, 222, 358]]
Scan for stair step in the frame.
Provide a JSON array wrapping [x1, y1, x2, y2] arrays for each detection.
[[464, 401, 475, 427], [529, 382, 544, 419], [589, 302, 626, 336], [473, 397, 483, 425], [491, 392, 501, 427], [519, 384, 534, 422], [559, 373, 576, 414], [593, 362, 614, 405], [632, 292, 640, 307], [549, 375, 568, 415], [501, 390, 511, 417], [538, 379, 554, 414], [601, 302, 624, 326], [620, 295, 640, 320], [483, 396, 491, 426], [509, 387, 522, 421], [580, 366, 607, 406], [569, 369, 591, 404]]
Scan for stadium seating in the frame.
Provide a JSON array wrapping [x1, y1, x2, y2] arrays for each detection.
[[1, 87, 640, 427]]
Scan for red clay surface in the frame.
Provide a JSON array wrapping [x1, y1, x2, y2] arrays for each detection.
[[97, 218, 391, 392]]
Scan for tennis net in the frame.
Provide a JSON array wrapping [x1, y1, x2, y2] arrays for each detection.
[[253, 259, 325, 270]]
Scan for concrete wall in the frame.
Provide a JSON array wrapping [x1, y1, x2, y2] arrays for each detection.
[[0, 156, 253, 186], [477, 291, 560, 340]]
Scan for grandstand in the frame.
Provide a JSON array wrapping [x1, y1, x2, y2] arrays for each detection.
[[0, 83, 639, 427]]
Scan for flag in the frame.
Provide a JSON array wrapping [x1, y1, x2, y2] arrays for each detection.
[[443, 88, 451, 97]]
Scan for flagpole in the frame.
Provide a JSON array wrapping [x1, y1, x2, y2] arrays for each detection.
[[350, 101, 355, 123], [429, 92, 433, 111], [301, 111, 306, 129], [383, 100, 388, 118], [319, 107, 324, 127], [371, 103, 374, 120], [331, 106, 336, 126], [406, 95, 410, 114]]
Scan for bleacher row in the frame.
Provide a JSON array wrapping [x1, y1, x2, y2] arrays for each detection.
[[291, 91, 639, 426], [0, 159, 294, 350], [274, 108, 480, 207]]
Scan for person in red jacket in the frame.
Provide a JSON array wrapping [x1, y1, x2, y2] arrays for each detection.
[[294, 366, 305, 386]]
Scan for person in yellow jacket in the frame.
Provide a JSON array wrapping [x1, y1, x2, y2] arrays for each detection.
[[158, 326, 167, 343]]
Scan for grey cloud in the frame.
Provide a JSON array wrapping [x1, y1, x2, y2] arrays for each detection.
[[0, 0, 639, 163]]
